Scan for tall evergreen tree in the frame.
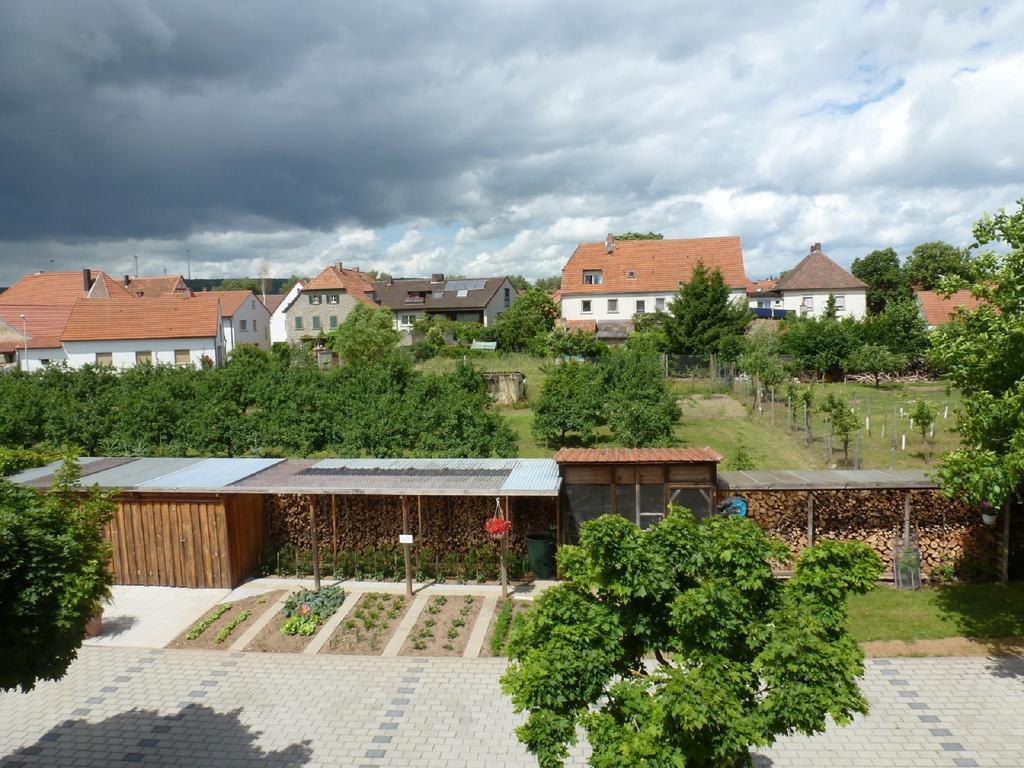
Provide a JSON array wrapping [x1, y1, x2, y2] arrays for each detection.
[[663, 262, 751, 355]]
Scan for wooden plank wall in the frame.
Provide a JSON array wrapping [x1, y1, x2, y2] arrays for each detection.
[[223, 494, 267, 587], [104, 496, 232, 588]]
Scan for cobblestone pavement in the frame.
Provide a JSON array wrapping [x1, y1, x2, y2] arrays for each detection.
[[2, 648, 1023, 767]]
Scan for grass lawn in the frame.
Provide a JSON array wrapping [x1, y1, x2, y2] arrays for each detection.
[[847, 584, 1024, 643]]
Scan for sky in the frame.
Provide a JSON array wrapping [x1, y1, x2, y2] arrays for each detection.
[[1, 1, 1022, 286]]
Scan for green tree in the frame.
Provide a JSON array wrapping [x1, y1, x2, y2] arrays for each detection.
[[493, 288, 559, 352], [613, 231, 663, 240], [780, 316, 860, 380], [502, 512, 882, 768], [1, 458, 115, 692], [326, 304, 401, 365], [215, 277, 260, 292], [844, 344, 907, 387], [850, 247, 909, 314], [533, 361, 605, 446], [532, 275, 562, 292], [904, 241, 973, 290], [908, 399, 937, 462], [508, 275, 531, 292], [931, 202, 1024, 521], [544, 328, 606, 359], [664, 262, 751, 356], [603, 350, 681, 447], [279, 274, 305, 295], [626, 312, 670, 354], [860, 297, 929, 359], [820, 392, 858, 463], [738, 324, 786, 404]]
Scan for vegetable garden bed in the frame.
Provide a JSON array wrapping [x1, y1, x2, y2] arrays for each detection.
[[323, 592, 410, 655], [479, 599, 529, 657], [244, 586, 346, 653], [168, 590, 285, 651], [399, 594, 482, 656]]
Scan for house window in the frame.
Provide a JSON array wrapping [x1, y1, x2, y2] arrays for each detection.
[[802, 296, 814, 314], [329, 315, 338, 329], [581, 299, 593, 314], [607, 299, 619, 314], [239, 319, 248, 331], [252, 320, 257, 332], [626, 270, 637, 279], [308, 294, 322, 305], [504, 287, 511, 308], [312, 316, 321, 331], [834, 295, 846, 313], [135, 351, 152, 365], [655, 297, 666, 311], [400, 314, 415, 327], [635, 299, 646, 314], [294, 316, 303, 330], [174, 349, 190, 366], [327, 293, 340, 304], [583, 270, 603, 285], [95, 352, 113, 367], [756, 300, 771, 309]]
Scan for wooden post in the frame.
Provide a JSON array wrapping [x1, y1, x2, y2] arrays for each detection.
[[402, 495, 413, 598], [417, 495, 423, 538], [331, 495, 338, 575], [903, 491, 911, 547], [309, 499, 321, 592], [806, 492, 815, 548], [1001, 498, 1011, 585]]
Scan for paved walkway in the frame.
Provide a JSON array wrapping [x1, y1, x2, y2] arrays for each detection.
[[2, 649, 1023, 767]]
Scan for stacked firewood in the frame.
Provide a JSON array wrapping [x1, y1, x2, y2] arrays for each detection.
[[742, 488, 994, 575], [265, 494, 557, 556]]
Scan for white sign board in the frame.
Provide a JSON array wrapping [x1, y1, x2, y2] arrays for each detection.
[[399, 533, 414, 545]]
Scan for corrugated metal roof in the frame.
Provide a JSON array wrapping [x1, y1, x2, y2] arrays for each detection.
[[6, 456, 135, 488], [717, 469, 936, 491], [8, 456, 561, 496], [138, 458, 284, 490], [554, 447, 723, 464]]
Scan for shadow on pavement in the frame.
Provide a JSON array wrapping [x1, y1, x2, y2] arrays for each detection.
[[0, 704, 312, 768]]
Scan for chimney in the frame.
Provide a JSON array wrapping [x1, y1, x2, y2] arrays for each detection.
[[123, 274, 130, 287], [431, 273, 444, 283], [605, 233, 615, 253], [82, 268, 93, 292], [337, 262, 343, 270], [388, 276, 394, 287], [810, 242, 822, 253]]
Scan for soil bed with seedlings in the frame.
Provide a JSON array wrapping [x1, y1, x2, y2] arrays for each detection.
[[324, 592, 410, 655], [245, 585, 346, 654], [479, 599, 530, 657], [169, 590, 285, 651], [400, 594, 483, 657]]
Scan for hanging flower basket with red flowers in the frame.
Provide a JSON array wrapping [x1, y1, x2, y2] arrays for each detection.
[[485, 515, 513, 539]]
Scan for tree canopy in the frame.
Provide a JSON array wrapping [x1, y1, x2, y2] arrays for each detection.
[[850, 247, 910, 315], [493, 287, 559, 352], [326, 303, 401, 365], [1, 459, 115, 692], [664, 262, 751, 356], [932, 201, 1024, 511], [904, 241, 973, 290], [604, 350, 681, 447], [533, 361, 606, 446], [613, 232, 663, 240], [502, 512, 882, 768]]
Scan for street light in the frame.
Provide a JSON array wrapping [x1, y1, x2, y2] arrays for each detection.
[[19, 313, 27, 372]]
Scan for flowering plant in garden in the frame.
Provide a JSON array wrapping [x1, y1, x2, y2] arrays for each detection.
[[485, 515, 513, 539]]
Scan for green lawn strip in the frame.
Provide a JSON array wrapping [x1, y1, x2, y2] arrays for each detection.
[[489, 600, 514, 656], [847, 584, 1024, 643], [186, 604, 231, 640], [214, 610, 251, 644]]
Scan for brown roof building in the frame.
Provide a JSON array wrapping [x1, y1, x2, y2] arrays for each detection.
[[125, 274, 189, 297], [915, 289, 983, 329], [372, 274, 518, 333], [748, 243, 868, 320], [282, 265, 381, 346]]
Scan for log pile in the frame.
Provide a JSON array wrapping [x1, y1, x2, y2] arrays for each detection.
[[742, 488, 996, 577], [265, 493, 556, 558]]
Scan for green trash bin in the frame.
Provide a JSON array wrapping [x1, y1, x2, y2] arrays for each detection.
[[525, 532, 556, 579]]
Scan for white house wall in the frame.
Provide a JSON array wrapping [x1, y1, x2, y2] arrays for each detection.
[[779, 290, 867, 320], [482, 281, 517, 326], [223, 296, 271, 351], [61, 337, 222, 369], [269, 283, 303, 344], [19, 347, 67, 371], [561, 289, 747, 322]]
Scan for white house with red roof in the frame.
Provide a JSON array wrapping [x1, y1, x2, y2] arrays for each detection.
[[184, 290, 271, 351], [560, 234, 750, 340], [748, 244, 868, 320]]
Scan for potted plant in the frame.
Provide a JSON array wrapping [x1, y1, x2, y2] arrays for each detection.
[[85, 600, 106, 638], [980, 500, 998, 526]]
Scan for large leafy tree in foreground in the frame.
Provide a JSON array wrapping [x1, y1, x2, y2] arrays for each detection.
[[502, 512, 881, 768], [0, 459, 114, 692]]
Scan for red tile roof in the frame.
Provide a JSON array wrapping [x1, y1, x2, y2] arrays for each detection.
[[126, 275, 188, 297], [562, 236, 748, 295], [0, 270, 133, 304], [771, 246, 866, 292], [915, 290, 983, 326], [554, 447, 723, 464], [180, 290, 260, 317], [304, 266, 378, 305], [61, 297, 220, 342], [0, 304, 75, 349], [746, 278, 778, 296], [261, 294, 287, 313], [564, 319, 597, 332]]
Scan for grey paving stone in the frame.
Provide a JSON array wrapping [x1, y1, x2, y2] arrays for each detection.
[[364, 749, 386, 758], [953, 760, 978, 767], [941, 743, 965, 751], [121, 754, 144, 763], [391, 698, 410, 705], [372, 736, 392, 744], [929, 728, 952, 736], [71, 708, 91, 716], [384, 710, 404, 718], [380, 723, 398, 730], [908, 702, 930, 710], [919, 715, 941, 723]]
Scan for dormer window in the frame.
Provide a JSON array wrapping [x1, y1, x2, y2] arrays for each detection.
[[626, 270, 636, 279], [327, 293, 340, 304], [583, 270, 603, 285]]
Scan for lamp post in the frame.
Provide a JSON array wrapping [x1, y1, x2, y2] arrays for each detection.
[[19, 313, 27, 371]]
